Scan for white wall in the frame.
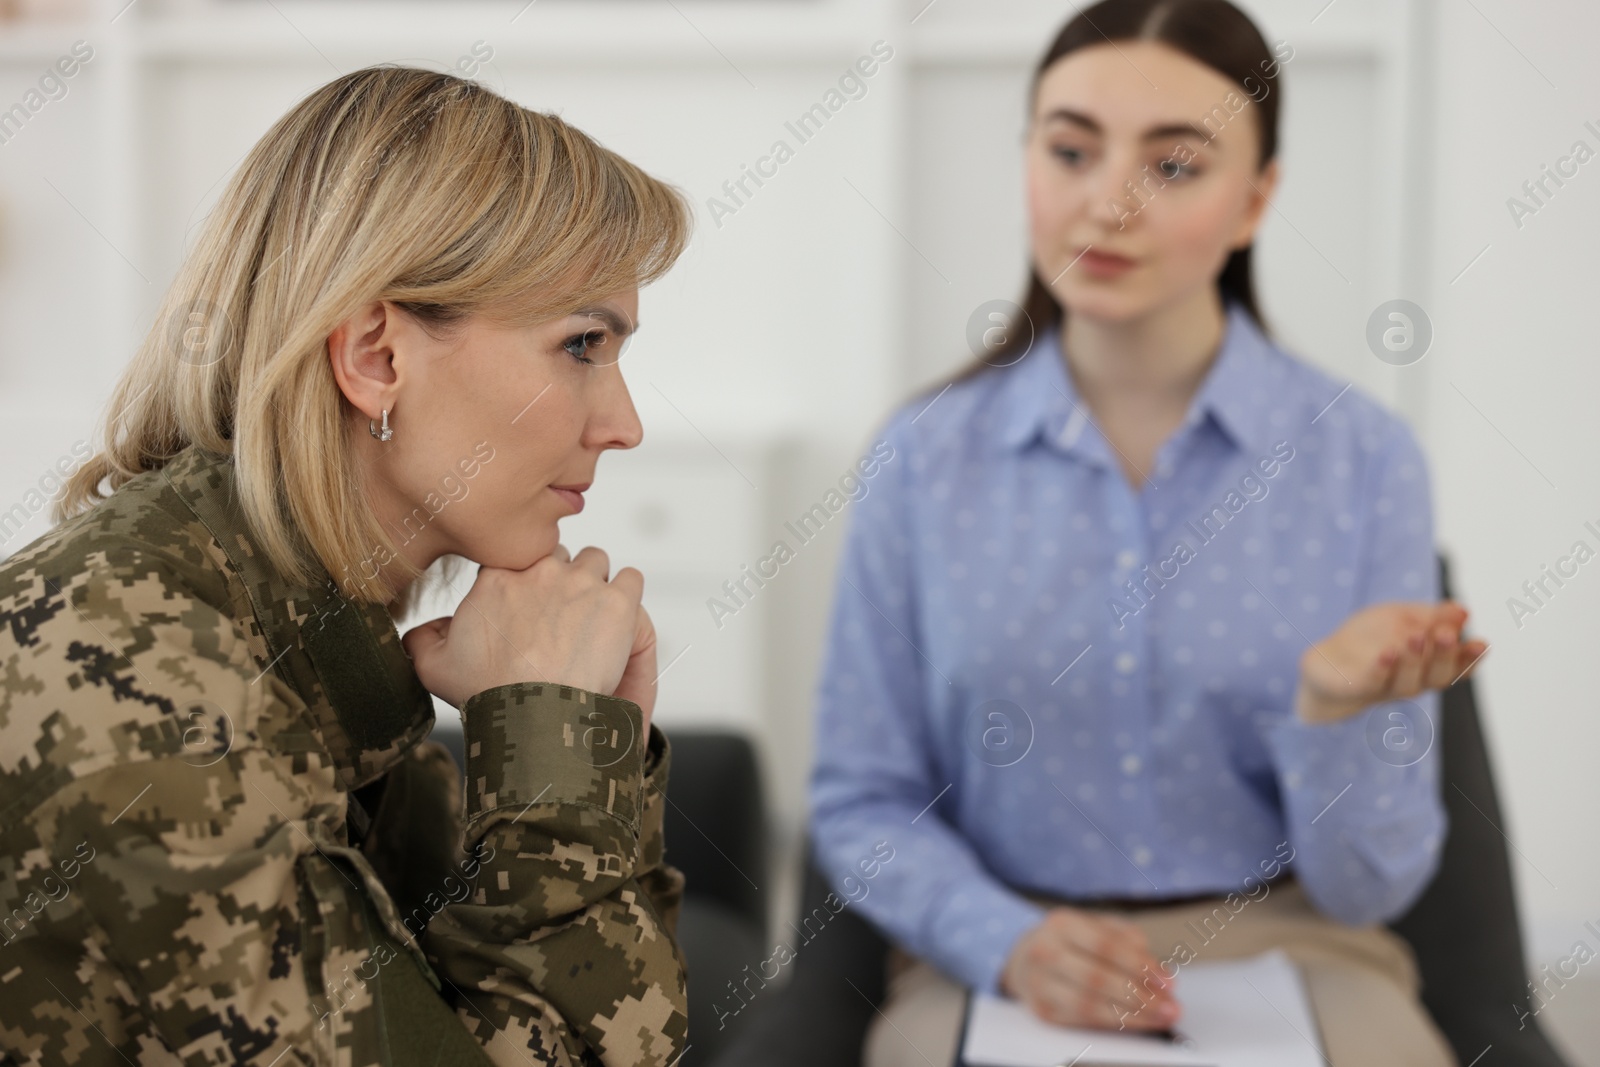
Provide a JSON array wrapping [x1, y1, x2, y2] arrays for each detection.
[[1423, 0, 1600, 1055], [0, 0, 1594, 1057]]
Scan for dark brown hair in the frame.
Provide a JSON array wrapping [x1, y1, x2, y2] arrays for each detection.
[[957, 0, 1285, 379]]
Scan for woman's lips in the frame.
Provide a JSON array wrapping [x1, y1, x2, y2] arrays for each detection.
[[1078, 248, 1138, 278], [550, 485, 587, 513]]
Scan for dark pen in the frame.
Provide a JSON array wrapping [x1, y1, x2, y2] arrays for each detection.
[[1049, 1028, 1194, 1067]]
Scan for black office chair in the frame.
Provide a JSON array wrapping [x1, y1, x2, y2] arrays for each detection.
[[707, 556, 1574, 1067], [657, 732, 770, 1064]]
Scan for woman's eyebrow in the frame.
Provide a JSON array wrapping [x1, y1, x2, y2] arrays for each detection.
[[1043, 107, 1211, 144], [1042, 107, 1102, 133], [1142, 121, 1211, 143], [571, 307, 638, 337]]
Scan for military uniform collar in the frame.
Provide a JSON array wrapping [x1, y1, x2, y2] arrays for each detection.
[[161, 444, 434, 789]]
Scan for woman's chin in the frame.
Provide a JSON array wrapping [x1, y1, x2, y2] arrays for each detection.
[[457, 530, 563, 572], [1060, 286, 1152, 324]]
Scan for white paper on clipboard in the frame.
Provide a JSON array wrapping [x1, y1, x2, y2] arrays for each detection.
[[961, 949, 1324, 1067]]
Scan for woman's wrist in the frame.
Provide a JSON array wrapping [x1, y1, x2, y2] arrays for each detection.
[[1292, 679, 1366, 725]]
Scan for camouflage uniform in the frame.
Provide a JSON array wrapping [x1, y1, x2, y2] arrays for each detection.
[[0, 445, 688, 1066]]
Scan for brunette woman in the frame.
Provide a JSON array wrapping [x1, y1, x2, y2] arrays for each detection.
[[810, 3, 1481, 1064]]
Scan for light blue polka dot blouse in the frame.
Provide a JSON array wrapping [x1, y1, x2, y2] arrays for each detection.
[[808, 301, 1446, 995]]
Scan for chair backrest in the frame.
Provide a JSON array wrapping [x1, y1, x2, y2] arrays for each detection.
[[1384, 557, 1571, 1067], [710, 846, 890, 1067], [658, 730, 769, 932]]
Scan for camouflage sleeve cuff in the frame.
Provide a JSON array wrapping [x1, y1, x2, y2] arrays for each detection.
[[638, 725, 671, 871], [460, 683, 647, 834]]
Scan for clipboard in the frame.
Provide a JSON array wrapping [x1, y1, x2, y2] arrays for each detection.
[[959, 949, 1325, 1067]]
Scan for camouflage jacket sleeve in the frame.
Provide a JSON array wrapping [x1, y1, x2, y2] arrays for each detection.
[[635, 744, 685, 940], [0, 546, 483, 1066], [419, 685, 689, 1066]]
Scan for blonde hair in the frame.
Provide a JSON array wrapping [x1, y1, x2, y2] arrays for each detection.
[[57, 66, 691, 609]]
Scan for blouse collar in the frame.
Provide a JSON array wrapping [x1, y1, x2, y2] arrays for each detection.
[[992, 301, 1281, 459]]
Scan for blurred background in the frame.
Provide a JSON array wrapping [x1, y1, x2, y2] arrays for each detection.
[[0, 0, 1595, 1059]]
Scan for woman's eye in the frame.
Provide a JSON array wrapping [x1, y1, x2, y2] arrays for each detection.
[[561, 330, 605, 364], [1051, 145, 1087, 167], [1158, 156, 1200, 179]]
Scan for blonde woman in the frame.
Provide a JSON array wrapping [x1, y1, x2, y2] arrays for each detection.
[[0, 68, 691, 1066]]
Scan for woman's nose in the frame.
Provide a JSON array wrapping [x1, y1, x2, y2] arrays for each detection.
[[590, 366, 644, 451], [1085, 150, 1149, 229]]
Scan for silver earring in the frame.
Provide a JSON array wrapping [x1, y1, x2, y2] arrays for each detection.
[[368, 408, 393, 441]]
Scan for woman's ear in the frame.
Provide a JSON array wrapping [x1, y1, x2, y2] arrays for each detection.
[[326, 300, 401, 422], [1231, 156, 1281, 250]]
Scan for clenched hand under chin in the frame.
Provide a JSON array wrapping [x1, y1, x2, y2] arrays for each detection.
[[400, 543, 654, 735]]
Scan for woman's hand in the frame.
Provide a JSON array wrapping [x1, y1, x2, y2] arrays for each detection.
[[401, 545, 650, 730], [613, 603, 658, 736], [1000, 907, 1177, 1032], [1294, 600, 1488, 725]]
